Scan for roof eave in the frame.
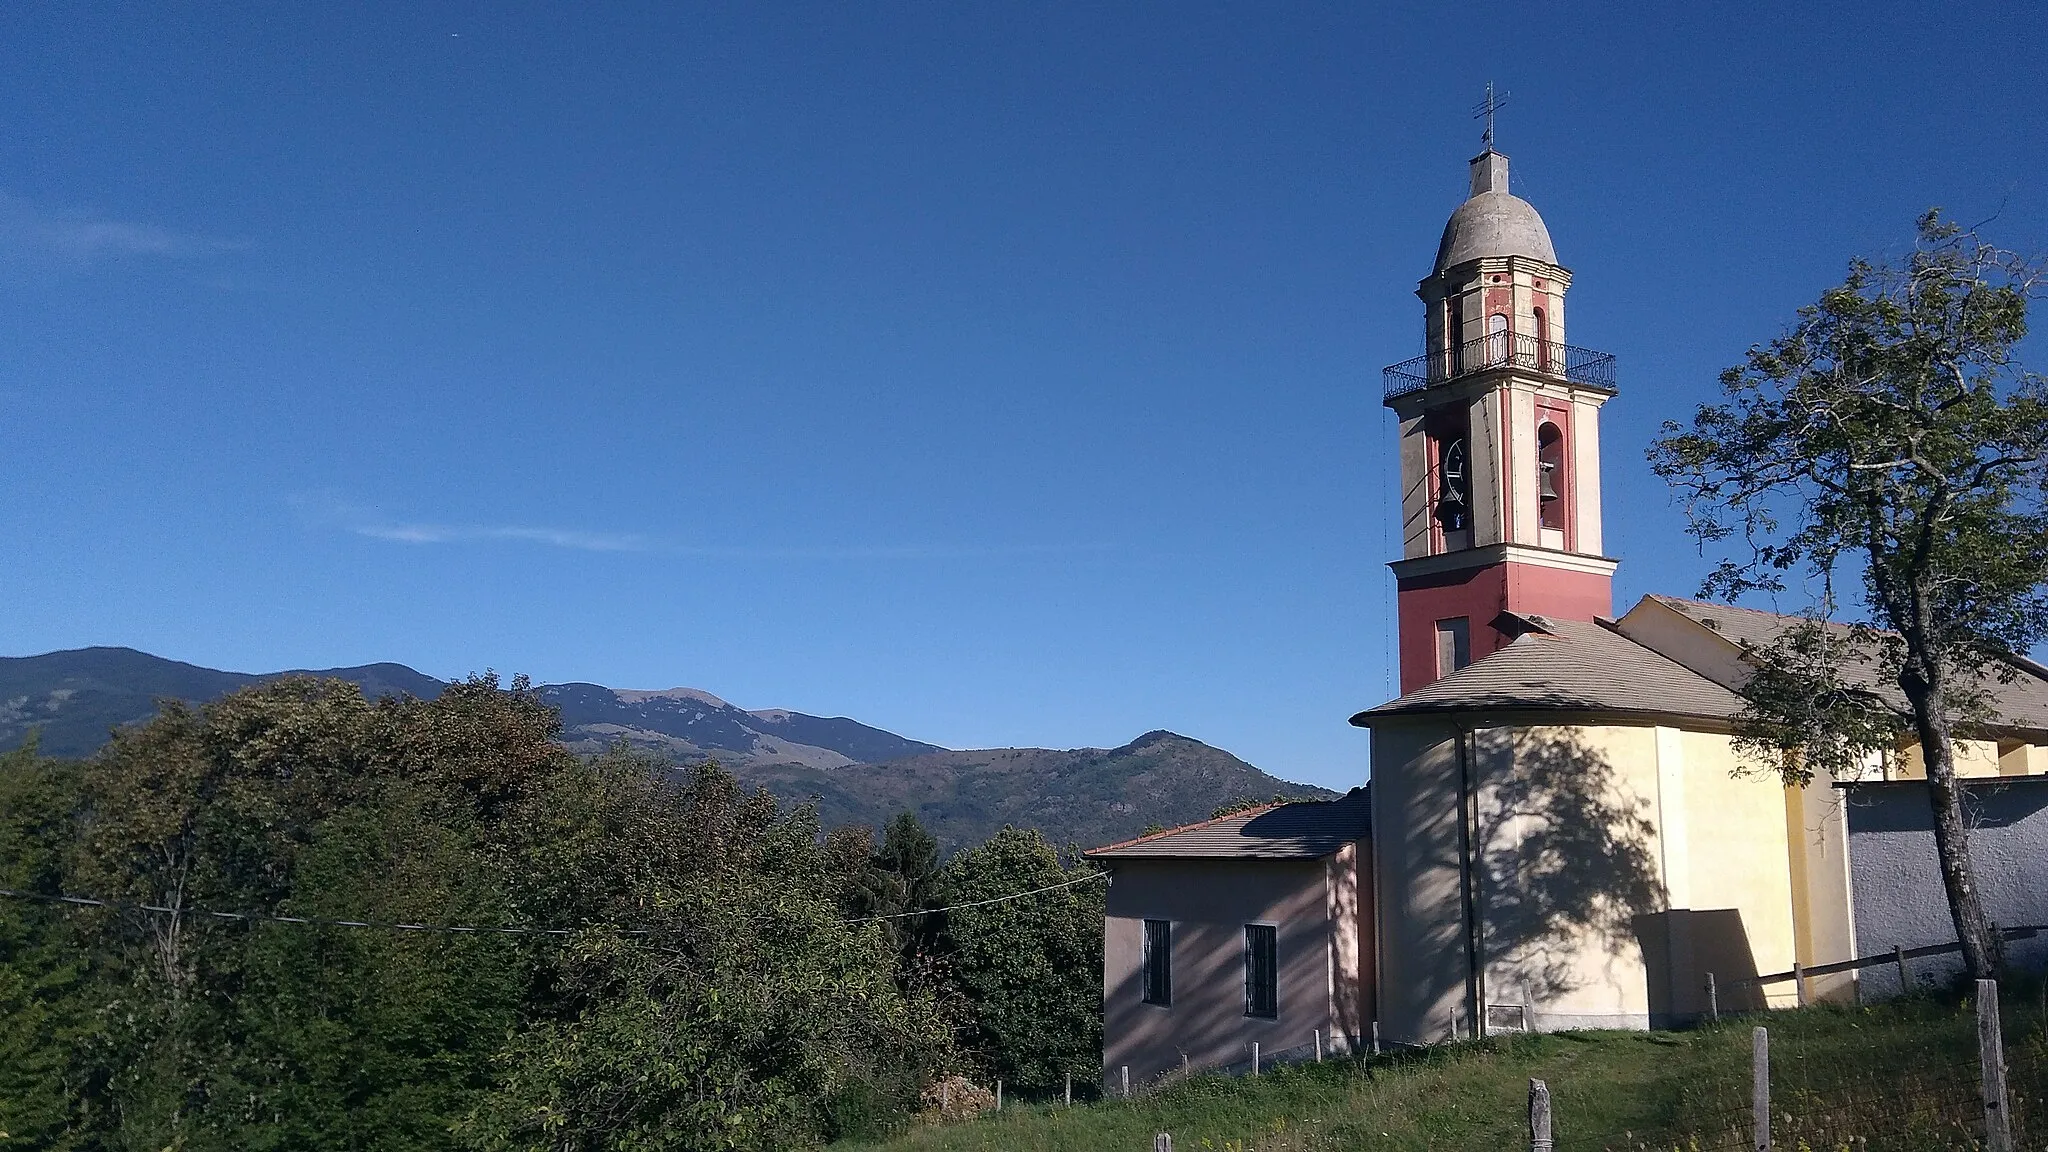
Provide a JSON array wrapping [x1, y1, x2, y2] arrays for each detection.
[[1352, 703, 1741, 732], [1082, 803, 1285, 857], [1085, 846, 1350, 862]]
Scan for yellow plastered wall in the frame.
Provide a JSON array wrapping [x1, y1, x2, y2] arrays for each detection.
[[1997, 741, 2048, 776], [1673, 730, 1803, 1011], [1474, 723, 1665, 1030], [1893, 738, 2002, 780], [1785, 775, 1858, 1004]]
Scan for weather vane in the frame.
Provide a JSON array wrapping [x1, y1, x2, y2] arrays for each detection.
[[1473, 82, 1509, 150]]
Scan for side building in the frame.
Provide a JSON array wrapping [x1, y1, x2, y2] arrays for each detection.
[[1086, 789, 1371, 1085]]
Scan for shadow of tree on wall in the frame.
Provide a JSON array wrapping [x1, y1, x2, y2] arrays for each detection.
[[1470, 726, 1670, 1014]]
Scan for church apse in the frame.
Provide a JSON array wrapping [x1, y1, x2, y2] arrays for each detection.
[[1370, 719, 1791, 1040]]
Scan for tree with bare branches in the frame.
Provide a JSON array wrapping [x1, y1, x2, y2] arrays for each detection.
[[1650, 211, 2048, 979]]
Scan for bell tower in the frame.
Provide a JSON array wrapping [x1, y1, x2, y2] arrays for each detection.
[[1382, 149, 1619, 693]]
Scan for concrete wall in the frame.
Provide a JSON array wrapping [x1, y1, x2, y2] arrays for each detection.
[[1101, 853, 1360, 1087], [1844, 778, 2048, 997], [1370, 716, 1837, 1038]]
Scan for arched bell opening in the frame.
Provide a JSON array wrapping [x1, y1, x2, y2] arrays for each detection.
[[1428, 414, 1473, 553], [1537, 419, 1568, 547]]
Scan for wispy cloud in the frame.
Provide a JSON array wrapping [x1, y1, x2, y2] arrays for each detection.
[[354, 520, 651, 553], [0, 192, 248, 271], [293, 492, 1109, 560], [294, 496, 649, 553]]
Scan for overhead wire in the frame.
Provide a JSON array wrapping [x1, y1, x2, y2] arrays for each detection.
[[839, 870, 1107, 924]]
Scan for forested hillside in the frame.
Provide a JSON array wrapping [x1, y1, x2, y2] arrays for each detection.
[[756, 732, 1339, 850], [0, 677, 1108, 1150]]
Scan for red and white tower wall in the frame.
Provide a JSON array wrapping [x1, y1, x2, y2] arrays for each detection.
[[1382, 149, 1619, 693]]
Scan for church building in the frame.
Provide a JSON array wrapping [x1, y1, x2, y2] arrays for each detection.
[[1089, 144, 2048, 1086]]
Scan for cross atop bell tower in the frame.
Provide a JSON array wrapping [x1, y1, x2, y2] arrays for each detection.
[[1380, 146, 1620, 692], [1473, 82, 1508, 151]]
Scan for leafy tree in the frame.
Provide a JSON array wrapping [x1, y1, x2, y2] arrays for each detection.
[[64, 676, 546, 1150], [463, 760, 951, 1151], [0, 675, 950, 1150], [1649, 211, 2048, 978], [938, 827, 1103, 1094], [0, 742, 95, 1149]]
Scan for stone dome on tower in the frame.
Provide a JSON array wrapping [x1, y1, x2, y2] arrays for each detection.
[[1433, 150, 1556, 273]]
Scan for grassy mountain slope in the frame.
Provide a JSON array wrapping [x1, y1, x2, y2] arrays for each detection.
[[540, 682, 942, 770], [747, 729, 1340, 851]]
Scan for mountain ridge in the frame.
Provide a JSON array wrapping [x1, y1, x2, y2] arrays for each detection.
[[0, 646, 1337, 848]]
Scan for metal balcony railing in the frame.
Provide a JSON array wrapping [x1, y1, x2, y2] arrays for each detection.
[[1382, 332, 1618, 403]]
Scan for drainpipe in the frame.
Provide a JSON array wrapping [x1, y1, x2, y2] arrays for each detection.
[[1454, 724, 1486, 1038]]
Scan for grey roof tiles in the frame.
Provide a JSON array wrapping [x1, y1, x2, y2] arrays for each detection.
[[1352, 613, 1747, 724], [1087, 787, 1371, 860]]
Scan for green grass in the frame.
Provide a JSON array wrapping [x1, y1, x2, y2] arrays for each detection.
[[839, 986, 2048, 1152]]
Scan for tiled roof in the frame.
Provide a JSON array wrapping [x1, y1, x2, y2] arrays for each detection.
[[1643, 595, 2048, 735], [1086, 787, 1371, 859], [1351, 614, 1747, 725]]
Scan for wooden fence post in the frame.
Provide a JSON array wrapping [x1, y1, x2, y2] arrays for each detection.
[[1894, 944, 1909, 995], [1251, 1041, 1260, 1076], [996, 1080, 1003, 1111], [1154, 1134, 1173, 1152], [1792, 960, 1807, 1007], [1528, 1078, 1553, 1152], [1314, 1028, 1323, 1062], [941, 1080, 951, 1113], [1706, 972, 1719, 1023], [1120, 1065, 1130, 1100], [1752, 1025, 1770, 1152], [1370, 1019, 1380, 1057], [1979, 979, 2013, 1152], [1064, 1073, 1072, 1106]]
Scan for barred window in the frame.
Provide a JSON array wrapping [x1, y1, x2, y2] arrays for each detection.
[[1244, 923, 1277, 1018], [1142, 919, 1172, 1006]]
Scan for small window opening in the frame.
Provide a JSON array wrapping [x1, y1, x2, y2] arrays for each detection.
[[1486, 312, 1510, 367], [1142, 919, 1172, 1006], [1243, 924, 1278, 1019], [1538, 421, 1566, 530], [1436, 618, 1471, 678], [1532, 305, 1551, 373], [1446, 297, 1466, 374]]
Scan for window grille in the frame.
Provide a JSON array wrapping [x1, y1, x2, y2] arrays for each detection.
[[1142, 919, 1172, 1006], [1486, 1003, 1530, 1033], [1243, 924, 1278, 1018]]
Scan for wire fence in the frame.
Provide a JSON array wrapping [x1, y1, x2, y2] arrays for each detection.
[[1555, 980, 2032, 1152], [1136, 980, 2047, 1152], [1574, 1010, 1988, 1151]]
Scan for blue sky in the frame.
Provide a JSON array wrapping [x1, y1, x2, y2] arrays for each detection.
[[2, 2, 2043, 789]]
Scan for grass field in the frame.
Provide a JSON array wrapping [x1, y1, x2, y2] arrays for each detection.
[[839, 986, 2048, 1151]]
